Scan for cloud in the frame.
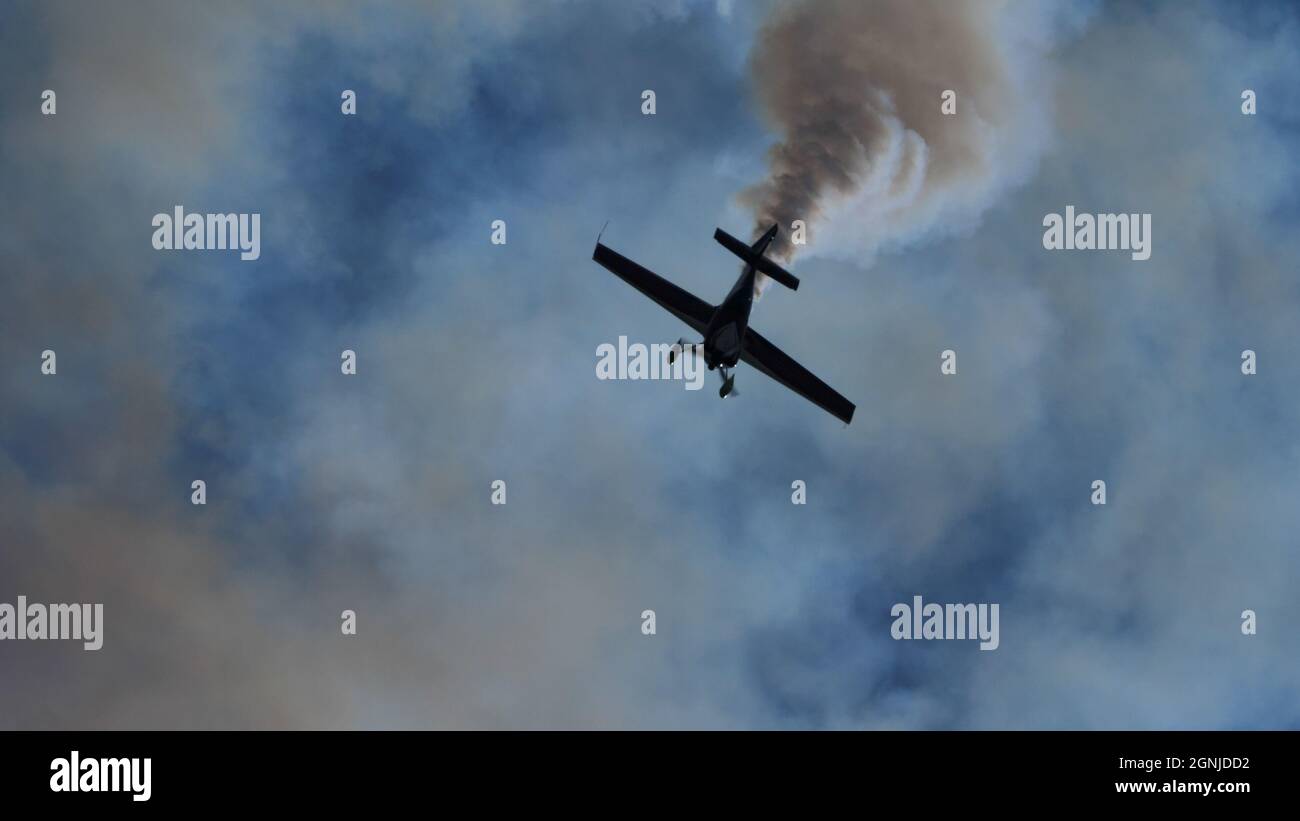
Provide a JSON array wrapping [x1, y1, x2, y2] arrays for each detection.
[[2, 0, 1299, 731]]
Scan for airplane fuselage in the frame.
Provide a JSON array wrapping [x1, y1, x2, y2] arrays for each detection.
[[702, 265, 757, 370]]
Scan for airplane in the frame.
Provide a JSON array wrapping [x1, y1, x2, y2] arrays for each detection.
[[592, 223, 856, 425]]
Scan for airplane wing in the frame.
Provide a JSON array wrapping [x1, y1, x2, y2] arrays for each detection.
[[593, 242, 715, 334], [740, 327, 856, 425]]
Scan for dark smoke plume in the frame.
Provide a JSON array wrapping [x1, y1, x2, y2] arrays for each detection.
[[743, 0, 1053, 267]]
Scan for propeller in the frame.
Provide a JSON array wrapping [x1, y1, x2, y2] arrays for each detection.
[[668, 338, 699, 365]]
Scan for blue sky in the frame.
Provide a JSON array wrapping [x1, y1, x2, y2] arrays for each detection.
[[2, 0, 1299, 728]]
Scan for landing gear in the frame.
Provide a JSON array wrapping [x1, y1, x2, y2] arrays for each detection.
[[718, 366, 737, 398]]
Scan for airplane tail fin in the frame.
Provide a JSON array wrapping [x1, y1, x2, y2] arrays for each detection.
[[713, 227, 800, 291]]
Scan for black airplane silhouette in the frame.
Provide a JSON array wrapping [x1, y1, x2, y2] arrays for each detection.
[[592, 224, 855, 424]]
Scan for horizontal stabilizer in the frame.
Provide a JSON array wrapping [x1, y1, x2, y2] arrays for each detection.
[[713, 228, 800, 291]]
